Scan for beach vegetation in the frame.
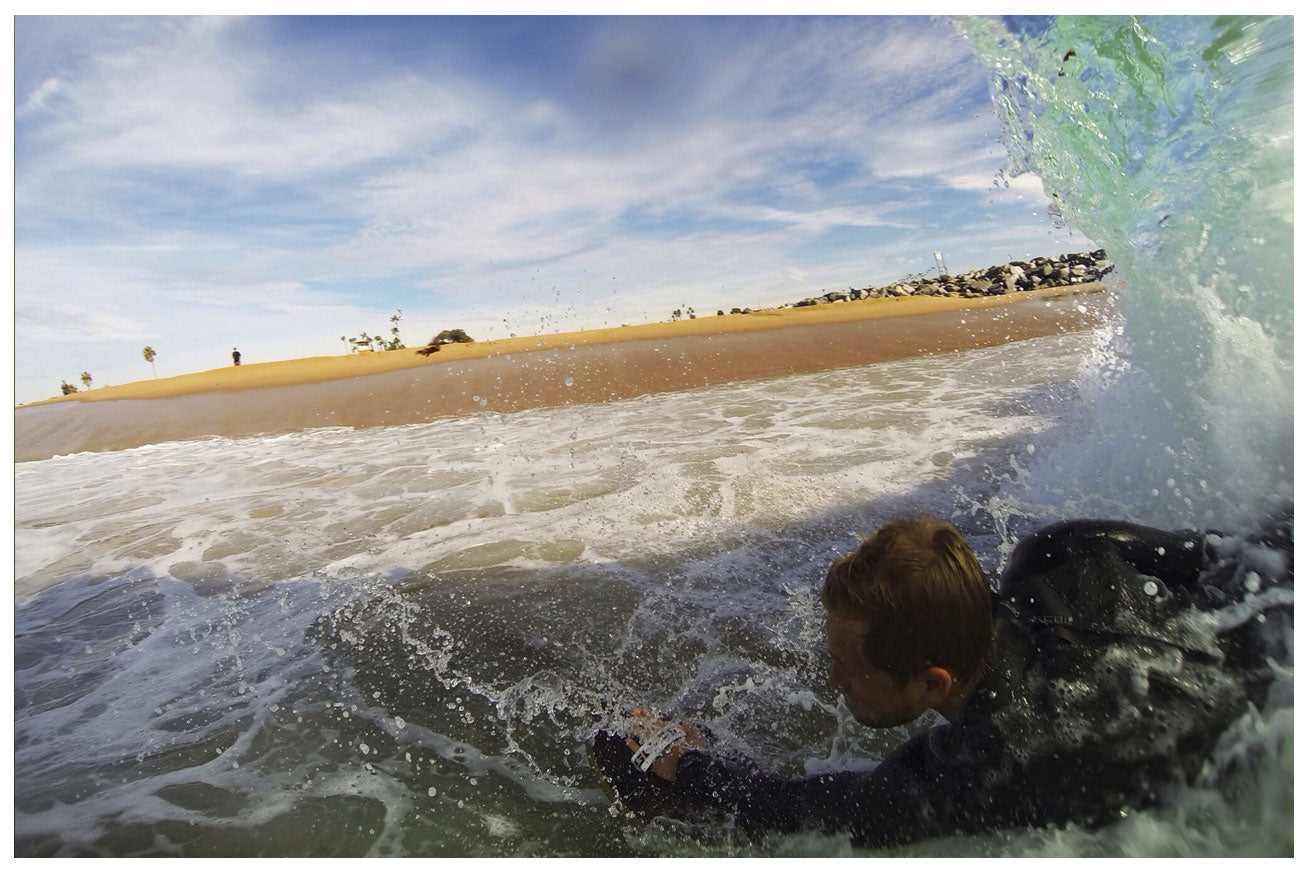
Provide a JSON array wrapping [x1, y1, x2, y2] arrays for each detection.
[[671, 308, 682, 320], [430, 329, 474, 345], [142, 346, 157, 378], [60, 380, 79, 395], [387, 309, 406, 350], [347, 331, 386, 352], [80, 371, 92, 388], [345, 310, 407, 352]]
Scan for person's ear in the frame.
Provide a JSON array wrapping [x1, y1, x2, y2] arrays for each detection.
[[922, 666, 954, 708]]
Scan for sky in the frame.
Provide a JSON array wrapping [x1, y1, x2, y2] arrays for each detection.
[[12, 14, 1092, 405]]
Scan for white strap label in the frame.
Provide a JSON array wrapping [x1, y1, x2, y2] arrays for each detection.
[[630, 723, 686, 773]]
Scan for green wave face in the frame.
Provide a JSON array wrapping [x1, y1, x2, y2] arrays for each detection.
[[960, 15, 1293, 529]]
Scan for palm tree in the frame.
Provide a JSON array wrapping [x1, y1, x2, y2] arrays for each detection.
[[387, 311, 405, 350], [80, 371, 92, 388], [142, 346, 157, 378]]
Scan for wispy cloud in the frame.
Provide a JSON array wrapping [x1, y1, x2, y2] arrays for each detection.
[[25, 21, 476, 178], [16, 76, 63, 117]]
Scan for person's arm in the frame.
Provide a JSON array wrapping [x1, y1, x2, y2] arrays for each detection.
[[666, 726, 969, 847]]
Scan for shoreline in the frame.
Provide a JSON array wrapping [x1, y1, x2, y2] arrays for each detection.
[[15, 283, 1107, 462], [26, 283, 1103, 406]]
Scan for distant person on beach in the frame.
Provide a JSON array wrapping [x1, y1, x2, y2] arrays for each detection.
[[232, 347, 241, 366], [609, 513, 1290, 847]]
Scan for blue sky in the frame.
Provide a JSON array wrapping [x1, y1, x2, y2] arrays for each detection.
[[13, 15, 1090, 404]]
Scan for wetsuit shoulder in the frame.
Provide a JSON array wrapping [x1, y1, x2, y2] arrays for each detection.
[[1000, 518, 1211, 602]]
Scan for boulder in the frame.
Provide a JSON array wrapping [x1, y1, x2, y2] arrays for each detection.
[[766, 249, 1113, 310]]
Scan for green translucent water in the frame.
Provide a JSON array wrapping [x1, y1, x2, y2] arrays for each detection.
[[962, 15, 1293, 529]]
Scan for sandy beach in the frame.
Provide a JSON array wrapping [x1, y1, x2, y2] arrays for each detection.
[[16, 283, 1106, 462]]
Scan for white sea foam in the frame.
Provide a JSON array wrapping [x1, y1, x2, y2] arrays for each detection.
[[16, 332, 1089, 603]]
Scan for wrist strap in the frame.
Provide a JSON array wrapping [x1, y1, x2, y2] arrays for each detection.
[[630, 723, 686, 772]]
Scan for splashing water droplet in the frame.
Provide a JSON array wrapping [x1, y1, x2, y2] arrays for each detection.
[[564, 376, 574, 387], [1142, 580, 1159, 597]]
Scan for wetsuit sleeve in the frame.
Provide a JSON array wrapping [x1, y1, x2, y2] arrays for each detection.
[[672, 727, 965, 847]]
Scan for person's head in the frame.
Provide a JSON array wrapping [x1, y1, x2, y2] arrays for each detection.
[[821, 516, 993, 727]]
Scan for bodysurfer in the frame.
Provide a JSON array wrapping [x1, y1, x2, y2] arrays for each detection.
[[596, 513, 1291, 848]]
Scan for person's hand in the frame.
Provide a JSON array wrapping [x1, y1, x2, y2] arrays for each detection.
[[625, 707, 705, 782]]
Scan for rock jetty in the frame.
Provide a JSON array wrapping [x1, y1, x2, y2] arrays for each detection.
[[782, 249, 1113, 310]]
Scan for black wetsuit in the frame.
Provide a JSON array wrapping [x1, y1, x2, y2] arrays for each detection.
[[668, 516, 1292, 847]]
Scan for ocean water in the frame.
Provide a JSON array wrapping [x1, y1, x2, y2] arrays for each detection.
[[13, 334, 1089, 855], [14, 15, 1293, 857]]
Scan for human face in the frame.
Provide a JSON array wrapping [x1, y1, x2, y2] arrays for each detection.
[[825, 613, 933, 728]]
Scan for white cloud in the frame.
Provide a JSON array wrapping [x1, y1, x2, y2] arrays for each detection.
[[17, 76, 63, 117], [29, 18, 481, 179], [16, 300, 143, 344]]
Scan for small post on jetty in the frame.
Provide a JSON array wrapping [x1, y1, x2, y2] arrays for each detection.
[[933, 251, 949, 277]]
